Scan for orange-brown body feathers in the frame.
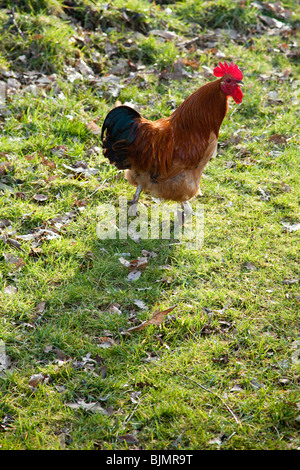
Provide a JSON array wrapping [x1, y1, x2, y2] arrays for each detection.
[[101, 62, 243, 205]]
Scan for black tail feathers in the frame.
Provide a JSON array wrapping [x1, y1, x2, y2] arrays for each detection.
[[101, 105, 141, 170]]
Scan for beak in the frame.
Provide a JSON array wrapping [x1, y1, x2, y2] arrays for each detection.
[[237, 80, 244, 85]]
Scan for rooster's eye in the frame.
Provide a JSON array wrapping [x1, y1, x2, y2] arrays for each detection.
[[226, 78, 231, 83]]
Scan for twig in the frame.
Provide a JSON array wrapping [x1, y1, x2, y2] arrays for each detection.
[[1, 234, 25, 252], [153, 364, 241, 425], [177, 37, 200, 48], [85, 179, 107, 199], [123, 397, 141, 427], [10, 7, 25, 39], [114, 394, 141, 448]]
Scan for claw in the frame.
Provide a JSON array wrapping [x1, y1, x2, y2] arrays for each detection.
[[128, 203, 139, 217]]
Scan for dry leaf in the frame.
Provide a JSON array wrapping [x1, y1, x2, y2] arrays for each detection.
[[41, 156, 56, 170], [133, 299, 148, 310], [119, 256, 131, 267], [283, 278, 299, 285], [98, 336, 116, 348], [108, 304, 122, 315], [34, 301, 46, 315], [117, 434, 139, 444], [63, 163, 98, 177], [3, 253, 25, 269], [67, 400, 107, 413], [291, 340, 300, 364], [125, 305, 176, 332], [0, 219, 11, 229], [270, 133, 287, 145], [0, 341, 10, 374], [28, 373, 48, 389], [87, 121, 102, 135], [33, 193, 48, 202], [230, 384, 244, 393], [141, 249, 157, 258], [281, 221, 300, 232], [130, 257, 148, 270], [127, 270, 141, 281], [244, 261, 256, 271], [6, 238, 24, 251], [3, 285, 17, 295], [0, 161, 11, 175]]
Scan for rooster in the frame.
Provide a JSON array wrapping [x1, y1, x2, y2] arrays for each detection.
[[101, 61, 243, 213]]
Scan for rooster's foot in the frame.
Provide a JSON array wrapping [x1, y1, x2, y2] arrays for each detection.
[[128, 203, 139, 217]]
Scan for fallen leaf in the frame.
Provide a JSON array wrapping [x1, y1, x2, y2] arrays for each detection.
[[0, 219, 11, 229], [259, 14, 287, 29], [34, 301, 46, 315], [212, 354, 229, 364], [63, 163, 98, 177], [267, 90, 280, 101], [250, 378, 264, 389], [129, 257, 148, 270], [5, 237, 24, 251], [0, 161, 12, 175], [281, 221, 300, 232], [0, 182, 14, 192], [141, 249, 157, 258], [0, 341, 10, 375], [3, 253, 25, 269], [66, 400, 108, 414], [33, 193, 48, 202], [75, 58, 94, 76], [117, 434, 139, 445], [270, 133, 288, 145], [53, 348, 70, 362], [50, 145, 67, 157], [125, 305, 176, 332], [244, 261, 257, 271], [133, 299, 148, 310], [230, 384, 244, 393], [98, 336, 116, 348], [291, 341, 300, 365], [119, 256, 131, 267], [258, 187, 270, 201], [41, 156, 56, 170], [127, 270, 141, 281], [108, 304, 122, 315], [281, 182, 291, 193], [0, 415, 14, 431], [3, 285, 17, 295], [283, 278, 299, 285], [159, 59, 191, 81], [87, 121, 101, 135], [207, 434, 226, 446], [28, 373, 48, 390]]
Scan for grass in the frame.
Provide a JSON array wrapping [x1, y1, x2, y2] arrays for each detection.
[[0, 0, 300, 450]]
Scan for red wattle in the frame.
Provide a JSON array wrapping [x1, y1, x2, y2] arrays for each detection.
[[232, 86, 243, 104]]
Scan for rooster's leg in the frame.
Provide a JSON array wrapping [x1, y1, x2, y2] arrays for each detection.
[[128, 185, 142, 216], [129, 185, 142, 206], [181, 202, 193, 216], [179, 202, 193, 226]]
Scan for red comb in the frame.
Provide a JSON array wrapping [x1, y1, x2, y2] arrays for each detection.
[[213, 61, 243, 81]]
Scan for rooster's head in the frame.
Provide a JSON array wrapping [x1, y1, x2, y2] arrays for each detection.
[[214, 61, 243, 104]]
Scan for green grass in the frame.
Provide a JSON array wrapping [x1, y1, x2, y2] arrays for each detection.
[[0, 0, 300, 450]]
